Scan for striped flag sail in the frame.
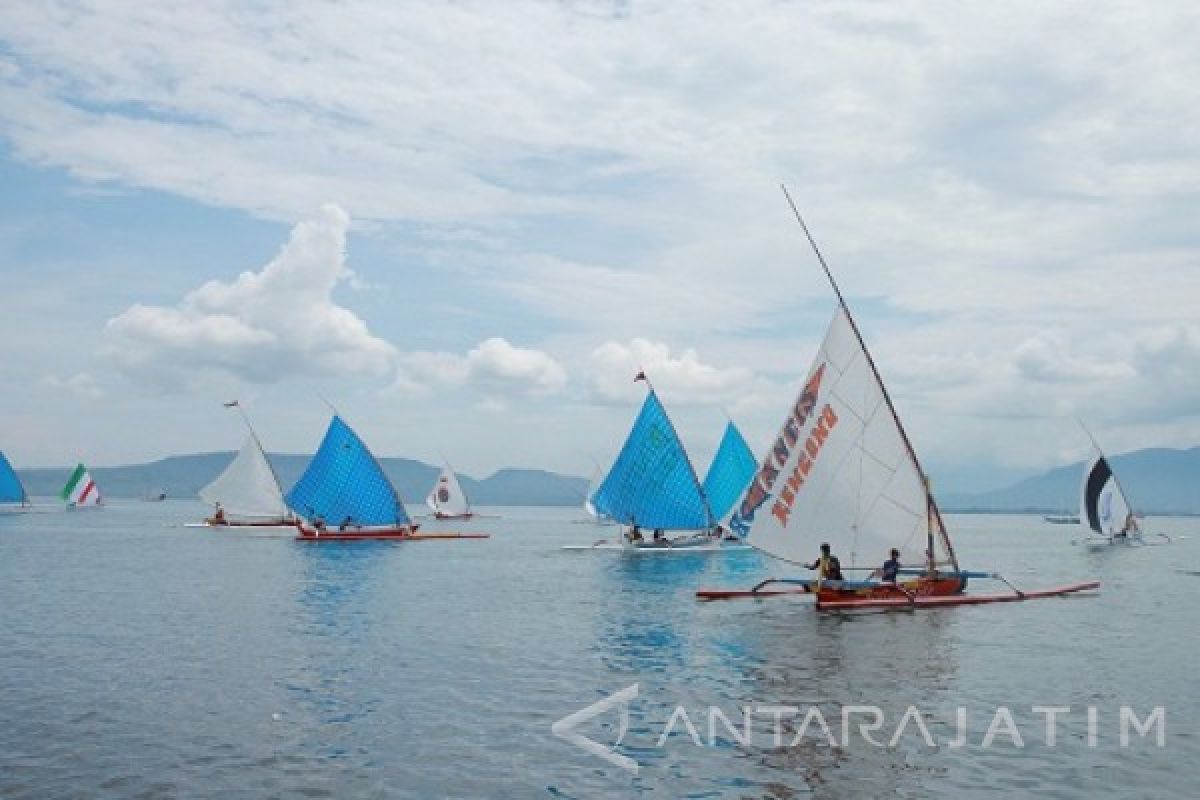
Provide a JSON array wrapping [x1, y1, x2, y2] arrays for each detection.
[[60, 463, 102, 507]]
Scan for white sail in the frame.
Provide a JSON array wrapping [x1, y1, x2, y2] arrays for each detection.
[[1079, 453, 1134, 536], [583, 463, 604, 519], [426, 467, 471, 517], [732, 307, 955, 569], [199, 435, 288, 520]]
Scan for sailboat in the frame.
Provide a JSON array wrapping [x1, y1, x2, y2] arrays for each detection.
[[581, 461, 616, 524], [700, 420, 757, 523], [0, 451, 31, 512], [697, 187, 1098, 609], [1077, 434, 1169, 547], [564, 377, 744, 552], [191, 402, 293, 528], [287, 414, 488, 541], [61, 463, 103, 510], [425, 465, 474, 519]]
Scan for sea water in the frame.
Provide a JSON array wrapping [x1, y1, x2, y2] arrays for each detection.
[[1, 503, 1196, 798]]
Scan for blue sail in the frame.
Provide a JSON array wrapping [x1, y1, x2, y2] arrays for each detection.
[[701, 421, 757, 521], [0, 451, 27, 505], [285, 416, 411, 527], [591, 390, 713, 530]]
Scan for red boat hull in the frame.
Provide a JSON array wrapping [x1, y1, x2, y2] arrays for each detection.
[[818, 581, 1100, 610]]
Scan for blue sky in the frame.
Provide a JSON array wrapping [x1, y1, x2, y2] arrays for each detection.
[[3, 1, 1199, 494]]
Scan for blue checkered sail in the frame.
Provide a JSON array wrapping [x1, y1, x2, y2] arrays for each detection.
[[591, 391, 713, 530], [285, 416, 410, 527], [0, 451, 27, 505], [701, 421, 757, 521]]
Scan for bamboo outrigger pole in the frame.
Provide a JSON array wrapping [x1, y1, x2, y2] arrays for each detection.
[[779, 184, 961, 574]]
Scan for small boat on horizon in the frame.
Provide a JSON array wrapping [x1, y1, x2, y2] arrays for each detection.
[[61, 463, 103, 510], [1076, 431, 1170, 548], [1043, 514, 1080, 525], [425, 464, 474, 520]]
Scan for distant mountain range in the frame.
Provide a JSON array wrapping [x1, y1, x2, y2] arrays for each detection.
[[16, 453, 590, 507], [15, 445, 1199, 514], [939, 446, 1200, 515]]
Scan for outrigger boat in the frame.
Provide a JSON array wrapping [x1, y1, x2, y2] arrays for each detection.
[[696, 188, 1098, 609], [0, 450, 32, 513], [1075, 429, 1170, 548], [61, 463, 104, 510], [425, 464, 474, 520], [287, 414, 487, 542], [565, 377, 750, 552], [190, 401, 295, 529]]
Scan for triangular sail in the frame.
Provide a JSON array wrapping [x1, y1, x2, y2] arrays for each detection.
[[1080, 454, 1135, 536], [583, 463, 605, 519], [590, 390, 714, 530], [701, 421, 757, 521], [285, 415, 411, 527], [60, 463, 102, 507], [0, 451, 28, 505], [426, 466, 471, 516], [729, 307, 956, 569], [199, 436, 288, 520]]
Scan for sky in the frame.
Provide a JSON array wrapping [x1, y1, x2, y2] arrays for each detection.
[[2, 1, 1199, 493]]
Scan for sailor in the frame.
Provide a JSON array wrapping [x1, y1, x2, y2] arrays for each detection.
[[212, 503, 226, 525], [874, 548, 901, 583], [627, 523, 644, 543], [806, 542, 843, 581]]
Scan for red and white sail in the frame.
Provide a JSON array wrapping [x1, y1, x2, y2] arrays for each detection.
[[729, 307, 956, 570], [426, 466, 471, 517]]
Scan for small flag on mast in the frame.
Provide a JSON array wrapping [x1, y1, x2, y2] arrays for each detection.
[[633, 370, 646, 382]]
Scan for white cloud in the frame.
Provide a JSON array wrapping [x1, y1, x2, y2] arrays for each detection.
[[43, 371, 105, 400], [106, 204, 396, 386], [589, 338, 752, 405], [399, 337, 567, 398]]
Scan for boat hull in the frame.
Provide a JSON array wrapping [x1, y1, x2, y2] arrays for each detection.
[[191, 518, 294, 528], [433, 512, 474, 520], [817, 581, 1100, 610], [294, 524, 488, 541], [562, 542, 749, 553]]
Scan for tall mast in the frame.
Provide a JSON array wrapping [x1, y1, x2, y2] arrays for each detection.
[[780, 184, 960, 571]]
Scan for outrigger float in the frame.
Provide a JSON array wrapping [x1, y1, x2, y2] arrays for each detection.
[[286, 413, 489, 543], [696, 187, 1099, 611]]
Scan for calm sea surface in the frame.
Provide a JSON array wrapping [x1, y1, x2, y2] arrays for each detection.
[[1, 502, 1196, 799]]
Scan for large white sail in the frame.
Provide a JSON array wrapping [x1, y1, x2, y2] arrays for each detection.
[[426, 467, 471, 517], [1079, 453, 1134, 536], [730, 307, 955, 569], [199, 435, 288, 520]]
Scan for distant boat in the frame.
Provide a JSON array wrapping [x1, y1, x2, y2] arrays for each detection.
[[0, 450, 31, 512], [287, 414, 487, 541], [142, 488, 167, 502], [574, 376, 741, 552], [425, 465, 474, 520], [194, 401, 293, 528], [60, 463, 103, 510], [1043, 514, 1080, 525], [1077, 431, 1169, 547]]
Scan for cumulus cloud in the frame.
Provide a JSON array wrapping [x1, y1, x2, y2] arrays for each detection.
[[106, 204, 396, 385], [399, 337, 567, 398], [589, 338, 752, 405]]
